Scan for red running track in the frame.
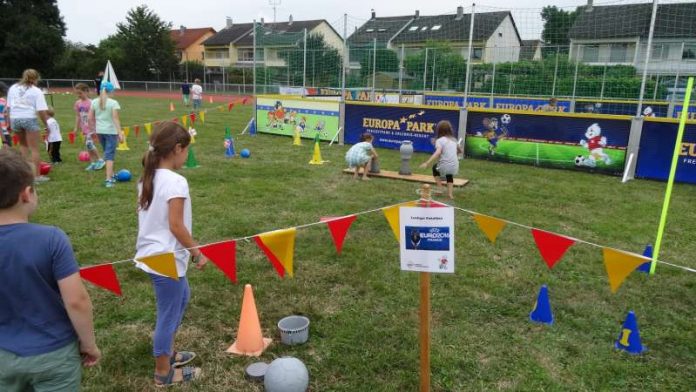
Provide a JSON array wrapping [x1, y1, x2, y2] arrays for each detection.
[[48, 88, 252, 103]]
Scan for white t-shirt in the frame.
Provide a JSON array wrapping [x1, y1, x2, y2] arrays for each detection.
[[7, 84, 48, 119], [46, 118, 62, 142], [435, 136, 459, 176], [135, 169, 192, 277], [191, 84, 203, 100]]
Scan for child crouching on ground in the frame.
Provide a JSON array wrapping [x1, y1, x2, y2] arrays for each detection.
[[345, 132, 378, 180]]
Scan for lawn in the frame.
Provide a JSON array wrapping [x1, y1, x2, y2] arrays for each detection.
[[23, 93, 696, 391]]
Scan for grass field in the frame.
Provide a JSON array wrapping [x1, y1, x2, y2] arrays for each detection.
[[465, 136, 626, 174], [18, 93, 696, 391]]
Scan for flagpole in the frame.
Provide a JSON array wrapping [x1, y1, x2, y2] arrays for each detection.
[[650, 76, 694, 274], [419, 183, 431, 392]]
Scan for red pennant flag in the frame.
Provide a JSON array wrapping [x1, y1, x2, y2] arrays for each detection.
[[79, 264, 122, 296], [417, 200, 447, 207], [242, 97, 249, 105], [200, 241, 236, 283], [172, 117, 179, 123], [531, 229, 575, 269], [323, 215, 357, 255], [254, 236, 285, 278], [228, 103, 235, 112], [189, 113, 196, 124], [134, 125, 140, 138]]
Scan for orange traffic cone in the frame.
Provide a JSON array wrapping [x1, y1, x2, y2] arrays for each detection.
[[208, 96, 214, 104], [226, 284, 271, 356], [169, 102, 175, 112]]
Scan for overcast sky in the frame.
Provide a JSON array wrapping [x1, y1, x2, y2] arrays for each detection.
[[57, 0, 594, 44]]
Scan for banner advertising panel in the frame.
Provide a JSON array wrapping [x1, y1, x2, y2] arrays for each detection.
[[465, 111, 630, 175], [635, 121, 696, 184], [673, 105, 696, 120], [345, 103, 460, 153], [256, 96, 340, 141], [575, 99, 669, 117], [424, 94, 489, 108], [492, 97, 571, 113]]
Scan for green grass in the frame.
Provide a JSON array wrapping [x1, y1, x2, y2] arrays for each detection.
[[465, 136, 626, 173], [25, 93, 696, 391]]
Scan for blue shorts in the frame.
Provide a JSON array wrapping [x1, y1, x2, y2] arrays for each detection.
[[192, 99, 202, 110], [11, 118, 41, 133], [488, 137, 498, 147], [98, 134, 118, 161]]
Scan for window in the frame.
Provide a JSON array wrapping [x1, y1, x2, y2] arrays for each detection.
[[238, 48, 262, 61], [207, 49, 229, 59], [431, 25, 441, 31], [498, 32, 502, 37], [609, 43, 630, 63], [683, 44, 696, 60], [378, 28, 386, 32], [366, 28, 374, 32], [420, 26, 428, 31], [652, 44, 669, 60], [582, 45, 599, 62], [409, 26, 419, 31], [472, 48, 483, 60]]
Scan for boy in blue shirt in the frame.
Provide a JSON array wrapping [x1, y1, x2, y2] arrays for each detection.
[[0, 148, 101, 391]]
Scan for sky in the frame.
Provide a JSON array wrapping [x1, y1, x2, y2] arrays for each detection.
[[57, 0, 593, 45]]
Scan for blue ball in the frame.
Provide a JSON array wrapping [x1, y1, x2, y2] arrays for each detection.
[[116, 169, 132, 182], [240, 148, 251, 158]]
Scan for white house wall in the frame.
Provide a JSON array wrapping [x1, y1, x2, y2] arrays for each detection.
[[311, 22, 345, 53], [634, 39, 696, 75], [484, 15, 521, 63]]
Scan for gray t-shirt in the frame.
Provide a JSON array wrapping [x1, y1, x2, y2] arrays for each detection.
[[435, 136, 459, 176]]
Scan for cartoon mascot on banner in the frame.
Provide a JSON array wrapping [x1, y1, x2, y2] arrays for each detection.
[[477, 115, 510, 156], [577, 123, 612, 167]]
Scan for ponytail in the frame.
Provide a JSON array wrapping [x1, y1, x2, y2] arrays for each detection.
[[99, 87, 108, 111], [138, 121, 191, 210]]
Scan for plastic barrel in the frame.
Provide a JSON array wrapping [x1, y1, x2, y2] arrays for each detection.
[[278, 315, 310, 345]]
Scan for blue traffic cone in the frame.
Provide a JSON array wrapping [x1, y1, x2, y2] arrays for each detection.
[[529, 284, 554, 325], [249, 119, 256, 136], [637, 244, 653, 273], [225, 137, 236, 158], [615, 311, 647, 354]]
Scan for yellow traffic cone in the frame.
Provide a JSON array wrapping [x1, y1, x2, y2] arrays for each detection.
[[309, 141, 326, 165], [117, 127, 130, 151], [293, 129, 302, 146]]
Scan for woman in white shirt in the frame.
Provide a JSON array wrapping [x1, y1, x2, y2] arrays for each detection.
[[6, 69, 50, 183]]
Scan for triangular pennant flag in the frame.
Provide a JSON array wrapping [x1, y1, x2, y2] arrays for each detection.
[[79, 264, 122, 296], [199, 111, 205, 123], [134, 125, 140, 138], [102, 60, 121, 89], [255, 228, 296, 278], [228, 102, 234, 112], [200, 241, 236, 283], [189, 113, 196, 125], [173, 117, 179, 123], [382, 201, 418, 242], [472, 214, 507, 244], [242, 97, 249, 105], [136, 252, 178, 280], [603, 248, 648, 293], [531, 228, 575, 269], [122, 126, 130, 137], [145, 123, 152, 135], [181, 115, 188, 127], [323, 215, 357, 255]]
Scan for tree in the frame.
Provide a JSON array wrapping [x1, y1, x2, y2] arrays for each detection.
[[541, 6, 578, 50], [279, 33, 342, 87], [0, 0, 66, 77], [404, 41, 466, 91], [360, 48, 399, 78], [112, 5, 178, 80]]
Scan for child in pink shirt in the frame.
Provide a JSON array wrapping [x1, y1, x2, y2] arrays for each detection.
[[73, 83, 104, 171]]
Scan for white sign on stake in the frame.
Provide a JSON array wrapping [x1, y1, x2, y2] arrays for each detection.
[[399, 207, 455, 273]]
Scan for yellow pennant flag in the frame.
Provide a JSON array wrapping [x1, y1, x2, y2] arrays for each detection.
[[181, 115, 188, 127], [218, 105, 225, 112], [256, 228, 297, 277], [145, 123, 152, 135], [382, 201, 418, 242], [472, 213, 507, 244], [199, 111, 205, 123], [136, 252, 179, 280], [122, 126, 130, 137], [602, 248, 648, 293]]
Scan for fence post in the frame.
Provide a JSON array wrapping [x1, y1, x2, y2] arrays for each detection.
[[253, 19, 257, 97], [668, 73, 679, 117], [551, 45, 560, 97], [653, 74, 660, 100], [341, 13, 347, 101], [303, 28, 307, 96], [422, 48, 429, 94], [600, 62, 607, 100], [636, 0, 658, 116], [431, 50, 436, 91], [399, 44, 404, 101], [490, 61, 496, 108], [571, 57, 579, 110], [508, 62, 513, 95], [372, 38, 377, 101], [463, 3, 476, 107]]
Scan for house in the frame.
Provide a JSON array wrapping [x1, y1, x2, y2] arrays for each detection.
[[170, 27, 216, 63], [202, 16, 343, 74], [366, 71, 415, 89], [520, 40, 543, 61], [348, 7, 522, 65], [568, 1, 696, 74]]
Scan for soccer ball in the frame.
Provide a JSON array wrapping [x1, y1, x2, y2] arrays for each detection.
[[501, 114, 512, 124], [264, 357, 309, 392], [574, 155, 585, 166], [240, 148, 251, 158], [115, 169, 132, 182]]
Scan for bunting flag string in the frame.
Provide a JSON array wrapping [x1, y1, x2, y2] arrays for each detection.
[[531, 229, 576, 270], [200, 241, 237, 283], [472, 213, 507, 244], [603, 248, 649, 293], [255, 228, 297, 278], [322, 215, 357, 255], [79, 264, 122, 296], [76, 200, 694, 297]]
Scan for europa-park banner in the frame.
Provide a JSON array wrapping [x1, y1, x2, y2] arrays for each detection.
[[344, 102, 461, 153], [256, 95, 340, 141], [635, 120, 696, 184]]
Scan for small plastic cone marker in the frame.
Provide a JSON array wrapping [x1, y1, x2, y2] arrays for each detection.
[[529, 285, 554, 325], [636, 244, 653, 273], [226, 284, 272, 356], [615, 311, 647, 354]]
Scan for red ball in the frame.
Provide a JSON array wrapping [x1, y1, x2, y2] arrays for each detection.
[[78, 151, 90, 162], [39, 162, 52, 175]]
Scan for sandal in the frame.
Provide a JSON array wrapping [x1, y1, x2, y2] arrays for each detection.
[[170, 351, 197, 367], [154, 366, 201, 387]]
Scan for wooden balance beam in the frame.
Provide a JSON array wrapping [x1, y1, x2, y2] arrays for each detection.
[[343, 169, 469, 187]]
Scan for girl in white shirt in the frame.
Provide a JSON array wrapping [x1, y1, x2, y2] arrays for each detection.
[[135, 121, 208, 387], [419, 120, 462, 199]]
